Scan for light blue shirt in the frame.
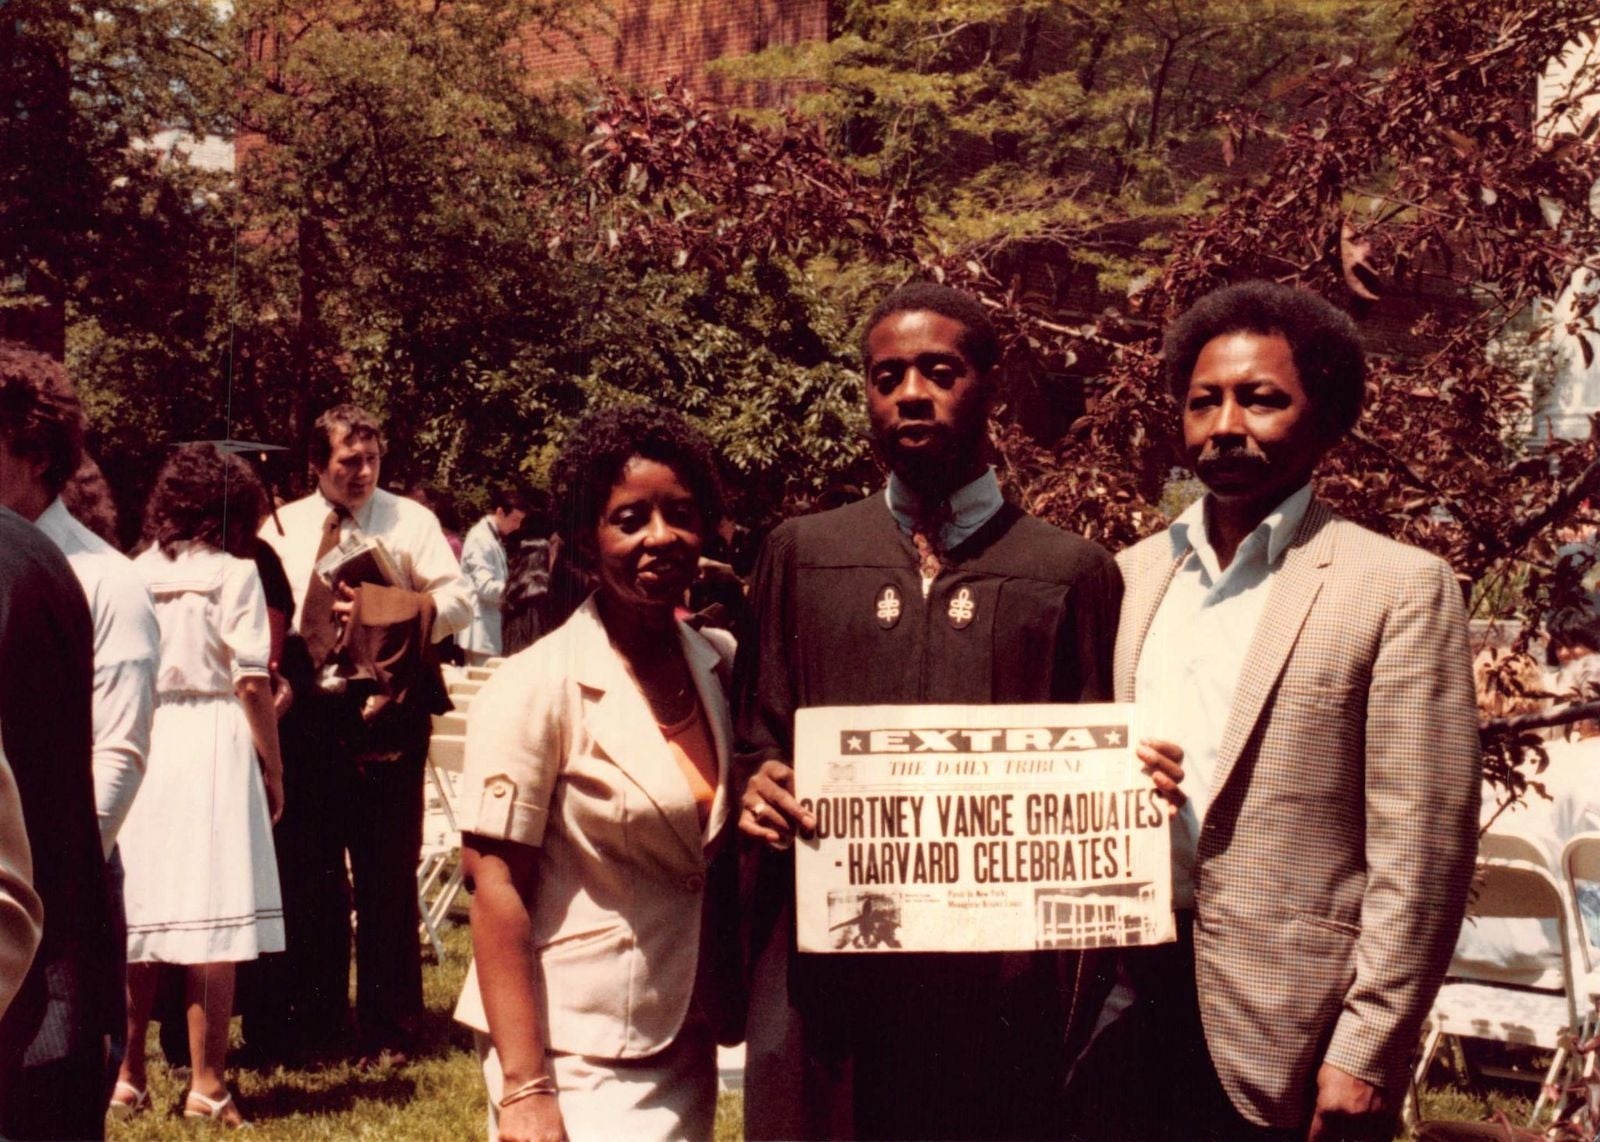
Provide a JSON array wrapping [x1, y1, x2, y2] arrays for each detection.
[[1135, 483, 1313, 908], [885, 466, 1005, 552]]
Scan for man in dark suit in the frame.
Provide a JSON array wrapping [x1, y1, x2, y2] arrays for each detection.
[[0, 504, 114, 1137], [0, 343, 118, 1138]]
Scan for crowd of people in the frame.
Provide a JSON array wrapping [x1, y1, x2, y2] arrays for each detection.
[[0, 277, 1574, 1141]]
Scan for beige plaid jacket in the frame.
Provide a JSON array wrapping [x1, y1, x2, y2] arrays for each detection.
[[1115, 497, 1480, 1128]]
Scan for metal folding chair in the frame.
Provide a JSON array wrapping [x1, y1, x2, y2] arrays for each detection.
[[1560, 832, 1600, 1084], [417, 730, 468, 959], [1478, 830, 1550, 868], [1409, 858, 1581, 1130]]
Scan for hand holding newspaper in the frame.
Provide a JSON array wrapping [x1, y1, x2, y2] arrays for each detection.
[[314, 534, 402, 590], [311, 535, 405, 696], [793, 702, 1174, 954]]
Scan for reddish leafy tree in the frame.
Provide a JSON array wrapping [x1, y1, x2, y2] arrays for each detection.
[[561, 79, 921, 272], [929, 0, 1600, 812], [969, 0, 1600, 599]]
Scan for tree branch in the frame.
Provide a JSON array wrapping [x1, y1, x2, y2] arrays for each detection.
[[1346, 426, 1502, 553], [1482, 697, 1600, 735], [1491, 448, 1600, 562]]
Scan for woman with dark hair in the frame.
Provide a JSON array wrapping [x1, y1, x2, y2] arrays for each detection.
[[110, 444, 285, 1127], [454, 405, 738, 1142]]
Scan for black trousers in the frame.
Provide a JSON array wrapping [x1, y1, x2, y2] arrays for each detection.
[[0, 1049, 109, 1140], [346, 747, 426, 1052], [237, 692, 355, 1060], [238, 690, 428, 1059], [1062, 913, 1301, 1142], [0, 869, 122, 1139]]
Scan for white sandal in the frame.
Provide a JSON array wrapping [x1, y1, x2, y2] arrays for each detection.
[[107, 1080, 149, 1118], [183, 1088, 248, 1127]]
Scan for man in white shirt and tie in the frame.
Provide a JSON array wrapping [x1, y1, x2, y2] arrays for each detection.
[[261, 403, 469, 1066]]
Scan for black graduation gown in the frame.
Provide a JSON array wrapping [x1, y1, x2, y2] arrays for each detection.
[[733, 493, 1122, 1141]]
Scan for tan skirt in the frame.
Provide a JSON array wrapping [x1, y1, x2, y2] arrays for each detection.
[[477, 1015, 716, 1142]]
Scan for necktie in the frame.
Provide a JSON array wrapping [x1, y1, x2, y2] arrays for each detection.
[[302, 509, 346, 667], [912, 529, 943, 581]]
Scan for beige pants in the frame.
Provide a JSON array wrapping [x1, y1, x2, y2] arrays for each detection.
[[477, 1016, 716, 1142]]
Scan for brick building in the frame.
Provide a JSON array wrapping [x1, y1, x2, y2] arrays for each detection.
[[513, 0, 827, 100]]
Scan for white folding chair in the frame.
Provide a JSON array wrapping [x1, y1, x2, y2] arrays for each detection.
[[447, 680, 482, 702], [1409, 858, 1581, 1129], [1479, 831, 1550, 868], [417, 732, 468, 959], [1560, 832, 1600, 1082]]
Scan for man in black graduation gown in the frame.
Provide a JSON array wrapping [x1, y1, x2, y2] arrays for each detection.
[[734, 283, 1123, 1140]]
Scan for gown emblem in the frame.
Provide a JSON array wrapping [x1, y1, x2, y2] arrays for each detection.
[[947, 586, 976, 629], [875, 585, 902, 629]]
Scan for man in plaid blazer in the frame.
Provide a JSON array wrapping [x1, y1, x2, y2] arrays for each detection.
[[1067, 282, 1480, 1140]]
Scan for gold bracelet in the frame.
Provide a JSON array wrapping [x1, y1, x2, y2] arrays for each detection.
[[498, 1074, 558, 1109]]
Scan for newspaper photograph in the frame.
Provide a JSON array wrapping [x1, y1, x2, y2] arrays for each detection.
[[793, 703, 1174, 954]]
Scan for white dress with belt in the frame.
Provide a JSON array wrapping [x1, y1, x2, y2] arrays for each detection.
[[120, 545, 284, 964]]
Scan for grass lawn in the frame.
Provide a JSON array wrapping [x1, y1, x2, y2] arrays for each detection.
[[105, 918, 1536, 1140], [106, 923, 744, 1140]]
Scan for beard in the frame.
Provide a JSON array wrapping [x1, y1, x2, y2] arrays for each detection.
[[876, 417, 988, 496]]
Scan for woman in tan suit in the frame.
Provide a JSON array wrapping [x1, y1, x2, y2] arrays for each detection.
[[457, 406, 737, 1142]]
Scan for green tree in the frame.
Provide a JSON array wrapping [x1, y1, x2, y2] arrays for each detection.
[[222, 0, 584, 486], [728, 0, 1398, 269], [534, 81, 921, 527], [198, 5, 910, 530], [30, 0, 915, 532], [2, 0, 239, 529], [2, 0, 233, 350]]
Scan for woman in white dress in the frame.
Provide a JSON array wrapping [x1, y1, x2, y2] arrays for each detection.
[[110, 444, 285, 1127]]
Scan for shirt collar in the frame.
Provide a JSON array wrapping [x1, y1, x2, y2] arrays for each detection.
[[1169, 483, 1313, 583], [33, 497, 89, 555], [35, 496, 72, 538], [319, 490, 375, 531], [885, 466, 1004, 548]]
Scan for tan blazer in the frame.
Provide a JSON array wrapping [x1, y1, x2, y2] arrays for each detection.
[[453, 597, 734, 1058], [1115, 498, 1480, 1128]]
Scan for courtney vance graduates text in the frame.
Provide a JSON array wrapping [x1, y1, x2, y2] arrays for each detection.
[[793, 705, 1176, 954]]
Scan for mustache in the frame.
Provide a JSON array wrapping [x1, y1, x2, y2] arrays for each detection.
[[1194, 445, 1270, 474]]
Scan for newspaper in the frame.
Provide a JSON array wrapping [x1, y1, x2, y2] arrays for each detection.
[[314, 534, 402, 589], [793, 703, 1174, 954]]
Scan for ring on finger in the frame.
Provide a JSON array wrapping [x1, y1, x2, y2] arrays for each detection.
[[748, 799, 768, 819]]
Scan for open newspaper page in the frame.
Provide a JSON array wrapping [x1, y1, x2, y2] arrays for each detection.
[[793, 703, 1174, 954]]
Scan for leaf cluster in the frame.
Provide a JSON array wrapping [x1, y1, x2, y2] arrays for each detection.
[[724, 0, 1397, 265]]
